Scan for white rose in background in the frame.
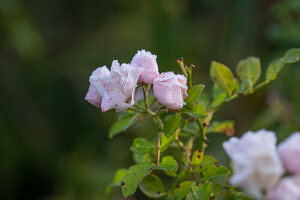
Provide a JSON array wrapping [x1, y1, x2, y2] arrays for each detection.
[[223, 130, 284, 198], [101, 60, 142, 112], [85, 66, 110, 108], [267, 176, 300, 200], [278, 132, 300, 175], [130, 49, 159, 84]]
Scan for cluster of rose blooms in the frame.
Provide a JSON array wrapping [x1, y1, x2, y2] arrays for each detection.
[[223, 130, 300, 200], [85, 49, 188, 112]]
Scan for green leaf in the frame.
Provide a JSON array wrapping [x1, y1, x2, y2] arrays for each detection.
[[196, 93, 210, 107], [203, 165, 229, 180], [207, 120, 235, 136], [185, 102, 208, 118], [110, 168, 127, 187], [109, 113, 139, 139], [160, 131, 176, 152], [133, 153, 152, 164], [153, 156, 178, 172], [198, 156, 229, 180], [130, 138, 155, 154], [192, 182, 211, 200], [182, 121, 199, 135], [121, 163, 154, 198], [210, 61, 235, 95], [185, 84, 205, 105], [177, 169, 190, 181], [210, 84, 228, 109], [266, 48, 300, 81], [170, 181, 193, 200], [212, 84, 225, 99], [236, 57, 261, 85], [139, 174, 166, 198], [121, 172, 152, 198], [210, 92, 227, 109], [236, 79, 253, 95], [164, 113, 182, 138], [230, 191, 255, 200], [186, 191, 195, 200], [191, 149, 204, 165], [126, 162, 155, 174], [210, 182, 223, 198], [164, 170, 177, 177]]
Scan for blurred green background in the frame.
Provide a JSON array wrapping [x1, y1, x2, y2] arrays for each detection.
[[1, 0, 300, 199]]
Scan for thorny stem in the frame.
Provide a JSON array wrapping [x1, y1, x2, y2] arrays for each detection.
[[197, 118, 206, 152], [157, 132, 162, 165], [176, 137, 199, 184], [190, 166, 199, 185]]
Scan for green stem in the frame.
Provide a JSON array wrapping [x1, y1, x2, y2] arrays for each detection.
[[142, 85, 150, 110], [177, 59, 188, 77], [187, 69, 192, 89], [128, 108, 142, 113], [157, 132, 162, 165], [155, 116, 164, 130], [254, 80, 269, 91], [197, 118, 206, 152]]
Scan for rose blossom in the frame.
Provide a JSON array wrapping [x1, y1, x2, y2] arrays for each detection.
[[278, 132, 300, 175], [85, 66, 110, 108], [130, 49, 159, 84], [153, 72, 188, 110], [267, 176, 300, 200], [223, 130, 284, 198], [100, 60, 142, 112]]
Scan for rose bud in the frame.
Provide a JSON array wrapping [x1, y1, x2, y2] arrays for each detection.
[[101, 60, 142, 112], [278, 132, 300, 175], [153, 72, 188, 110], [85, 66, 110, 108], [130, 49, 159, 84], [267, 176, 300, 200], [223, 130, 284, 198]]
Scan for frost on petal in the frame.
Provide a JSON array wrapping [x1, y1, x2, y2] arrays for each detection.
[[153, 72, 188, 110], [100, 61, 141, 112], [223, 129, 283, 198], [278, 132, 300, 175], [130, 49, 159, 84], [85, 85, 101, 108], [85, 66, 110, 107], [267, 176, 300, 200]]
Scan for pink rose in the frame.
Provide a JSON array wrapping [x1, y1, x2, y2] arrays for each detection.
[[85, 66, 110, 108], [101, 60, 142, 112], [278, 132, 300, 175], [223, 130, 284, 198], [130, 49, 159, 84], [267, 176, 300, 200], [153, 72, 188, 110]]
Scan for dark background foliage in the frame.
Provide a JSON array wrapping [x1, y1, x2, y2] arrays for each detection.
[[0, 0, 300, 199]]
